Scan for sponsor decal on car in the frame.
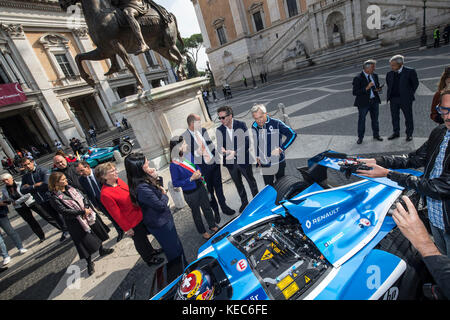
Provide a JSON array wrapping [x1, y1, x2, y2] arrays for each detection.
[[304, 207, 340, 229], [236, 259, 248, 272]]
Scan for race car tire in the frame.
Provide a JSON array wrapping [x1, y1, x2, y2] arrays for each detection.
[[119, 142, 133, 156], [273, 175, 311, 205], [375, 227, 431, 300]]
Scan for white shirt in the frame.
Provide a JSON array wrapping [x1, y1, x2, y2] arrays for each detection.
[[363, 70, 376, 99], [226, 119, 234, 142], [188, 129, 214, 160]]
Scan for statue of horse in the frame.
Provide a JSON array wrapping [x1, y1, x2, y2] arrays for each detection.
[[58, 0, 186, 92]]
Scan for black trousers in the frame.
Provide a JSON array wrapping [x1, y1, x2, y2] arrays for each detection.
[[33, 201, 68, 232], [357, 102, 380, 138], [390, 98, 414, 137], [183, 185, 216, 234], [434, 38, 440, 48], [204, 164, 228, 213], [226, 164, 258, 204], [262, 161, 286, 186], [15, 206, 45, 240], [131, 221, 157, 266]]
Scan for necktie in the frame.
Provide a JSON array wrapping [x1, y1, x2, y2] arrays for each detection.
[[368, 74, 375, 98], [89, 175, 101, 197]]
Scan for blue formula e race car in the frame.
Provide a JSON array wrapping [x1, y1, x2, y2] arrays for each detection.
[[150, 151, 433, 300], [81, 136, 134, 167]]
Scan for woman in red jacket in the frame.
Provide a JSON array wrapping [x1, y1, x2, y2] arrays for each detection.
[[95, 162, 164, 266]]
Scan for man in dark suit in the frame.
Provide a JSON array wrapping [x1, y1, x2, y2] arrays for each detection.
[[386, 54, 420, 141], [352, 59, 384, 144], [216, 106, 259, 213], [182, 114, 235, 223], [76, 161, 124, 242]]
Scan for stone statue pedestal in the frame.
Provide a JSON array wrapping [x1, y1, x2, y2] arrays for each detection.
[[111, 77, 212, 169]]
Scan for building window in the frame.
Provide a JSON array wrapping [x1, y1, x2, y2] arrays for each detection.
[[253, 11, 264, 32], [144, 51, 158, 69], [217, 27, 227, 45], [286, 0, 299, 18], [39, 34, 80, 85], [55, 54, 76, 78]]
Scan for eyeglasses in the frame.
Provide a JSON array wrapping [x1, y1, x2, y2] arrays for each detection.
[[218, 114, 230, 120], [436, 105, 450, 115]]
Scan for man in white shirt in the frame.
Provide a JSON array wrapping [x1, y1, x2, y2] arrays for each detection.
[[183, 114, 235, 223]]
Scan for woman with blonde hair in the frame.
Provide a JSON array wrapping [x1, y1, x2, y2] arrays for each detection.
[[95, 162, 164, 267], [430, 66, 450, 124], [48, 172, 113, 276]]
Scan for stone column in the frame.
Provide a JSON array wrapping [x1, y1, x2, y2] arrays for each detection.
[[0, 127, 16, 159], [267, 0, 281, 24], [309, 13, 320, 51], [33, 105, 61, 144], [228, 0, 248, 37], [129, 54, 151, 91], [61, 99, 86, 141], [191, 0, 212, 49], [22, 114, 44, 145], [352, 0, 363, 41], [344, 1, 355, 42], [316, 11, 327, 49], [93, 92, 114, 129], [72, 27, 118, 109]]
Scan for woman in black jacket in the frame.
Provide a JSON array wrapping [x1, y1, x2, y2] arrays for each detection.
[[48, 172, 113, 276], [125, 153, 187, 277]]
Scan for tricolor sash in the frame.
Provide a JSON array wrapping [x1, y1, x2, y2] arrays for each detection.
[[172, 158, 207, 185]]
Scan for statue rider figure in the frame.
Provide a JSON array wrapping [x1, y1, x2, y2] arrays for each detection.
[[112, 0, 172, 55]]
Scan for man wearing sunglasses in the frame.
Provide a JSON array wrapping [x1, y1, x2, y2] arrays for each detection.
[[216, 106, 259, 213], [357, 90, 450, 257]]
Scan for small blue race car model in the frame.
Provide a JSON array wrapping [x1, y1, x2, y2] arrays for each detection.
[[81, 136, 134, 167], [150, 151, 432, 300]]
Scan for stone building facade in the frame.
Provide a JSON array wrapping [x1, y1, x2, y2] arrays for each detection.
[[0, 0, 176, 159], [192, 0, 450, 86]]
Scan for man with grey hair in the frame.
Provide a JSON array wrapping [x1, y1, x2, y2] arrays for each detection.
[[352, 59, 383, 144], [386, 54, 419, 141], [251, 104, 297, 186]]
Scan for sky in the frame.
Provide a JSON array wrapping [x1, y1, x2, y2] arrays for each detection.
[[158, 0, 209, 71]]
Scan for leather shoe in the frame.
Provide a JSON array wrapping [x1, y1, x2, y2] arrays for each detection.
[[388, 133, 400, 140], [147, 256, 164, 266], [373, 136, 383, 141], [239, 202, 248, 213], [153, 248, 164, 255], [357, 138, 363, 144], [221, 205, 235, 216], [116, 231, 124, 243], [87, 262, 95, 276], [406, 136, 413, 141], [99, 248, 114, 257]]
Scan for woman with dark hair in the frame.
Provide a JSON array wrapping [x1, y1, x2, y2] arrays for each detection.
[[48, 172, 113, 276], [430, 67, 450, 124], [96, 162, 164, 268], [125, 153, 187, 271], [169, 136, 218, 240]]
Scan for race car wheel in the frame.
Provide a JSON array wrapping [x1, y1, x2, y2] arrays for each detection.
[[273, 175, 311, 205], [119, 142, 132, 156], [375, 227, 431, 300]]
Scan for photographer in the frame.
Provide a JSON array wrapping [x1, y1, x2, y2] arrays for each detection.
[[393, 196, 450, 299], [358, 90, 450, 257]]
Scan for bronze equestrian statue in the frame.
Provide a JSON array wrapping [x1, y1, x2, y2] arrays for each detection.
[[59, 0, 186, 92]]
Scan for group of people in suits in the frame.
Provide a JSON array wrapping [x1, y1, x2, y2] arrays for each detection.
[[353, 54, 419, 144], [169, 105, 297, 239]]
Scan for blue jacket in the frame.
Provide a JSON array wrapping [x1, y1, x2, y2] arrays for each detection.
[[251, 116, 297, 166], [169, 154, 204, 192], [136, 182, 172, 229], [20, 166, 51, 204]]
